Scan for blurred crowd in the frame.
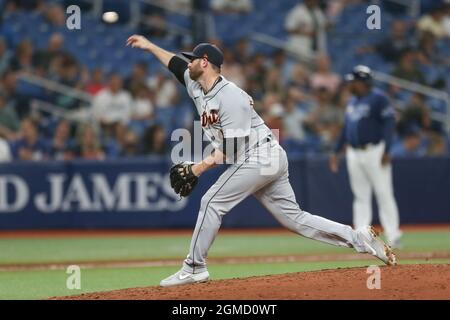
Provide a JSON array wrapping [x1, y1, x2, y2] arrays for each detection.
[[0, 0, 449, 162]]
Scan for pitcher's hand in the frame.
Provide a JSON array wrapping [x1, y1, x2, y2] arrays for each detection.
[[381, 153, 391, 166], [126, 35, 152, 51]]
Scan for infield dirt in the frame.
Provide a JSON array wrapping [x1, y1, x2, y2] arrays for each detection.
[[53, 264, 450, 300]]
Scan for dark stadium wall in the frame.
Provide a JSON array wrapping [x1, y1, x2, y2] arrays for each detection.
[[0, 157, 449, 229]]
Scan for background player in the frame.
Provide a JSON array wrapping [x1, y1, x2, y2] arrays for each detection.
[[329, 65, 402, 248], [126, 35, 397, 287]]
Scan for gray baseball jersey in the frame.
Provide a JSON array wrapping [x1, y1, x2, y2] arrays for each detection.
[[180, 69, 368, 274], [183, 69, 272, 159]]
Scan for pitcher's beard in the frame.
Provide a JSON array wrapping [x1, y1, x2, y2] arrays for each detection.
[[189, 68, 203, 81]]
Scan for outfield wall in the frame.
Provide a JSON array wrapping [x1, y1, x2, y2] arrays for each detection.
[[0, 157, 449, 229]]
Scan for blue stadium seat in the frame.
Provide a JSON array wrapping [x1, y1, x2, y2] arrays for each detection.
[[166, 14, 191, 29], [154, 107, 177, 133]]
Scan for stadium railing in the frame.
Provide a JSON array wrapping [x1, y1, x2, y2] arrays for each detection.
[[372, 71, 450, 131]]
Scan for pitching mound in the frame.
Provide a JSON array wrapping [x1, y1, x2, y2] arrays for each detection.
[[55, 264, 450, 300]]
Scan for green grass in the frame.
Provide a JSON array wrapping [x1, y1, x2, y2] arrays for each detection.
[[0, 229, 449, 299], [1, 231, 449, 265]]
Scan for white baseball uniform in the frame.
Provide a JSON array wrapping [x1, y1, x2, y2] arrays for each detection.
[[336, 88, 402, 246]]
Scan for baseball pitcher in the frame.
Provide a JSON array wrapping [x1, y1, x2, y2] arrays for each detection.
[[126, 36, 397, 287]]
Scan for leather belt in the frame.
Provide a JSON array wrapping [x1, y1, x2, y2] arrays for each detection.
[[352, 144, 369, 150]]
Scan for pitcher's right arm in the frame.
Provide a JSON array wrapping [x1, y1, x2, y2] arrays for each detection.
[[126, 35, 188, 86]]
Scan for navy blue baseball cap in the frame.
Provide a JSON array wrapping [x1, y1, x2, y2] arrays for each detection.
[[345, 65, 372, 83], [182, 43, 224, 68]]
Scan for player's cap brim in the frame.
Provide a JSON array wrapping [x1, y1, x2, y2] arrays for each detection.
[[181, 52, 200, 61]]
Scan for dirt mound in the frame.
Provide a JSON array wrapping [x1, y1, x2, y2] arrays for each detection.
[[54, 264, 450, 300]]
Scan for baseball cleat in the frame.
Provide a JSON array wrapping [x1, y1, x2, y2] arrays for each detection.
[[358, 226, 397, 266], [160, 269, 209, 287]]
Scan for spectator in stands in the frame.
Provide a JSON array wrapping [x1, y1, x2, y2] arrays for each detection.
[[426, 131, 448, 156], [286, 64, 310, 105], [119, 129, 140, 158], [221, 48, 246, 88], [169, 0, 192, 12], [356, 20, 415, 63], [48, 120, 73, 160], [1, 70, 30, 119], [325, 0, 358, 24], [270, 49, 292, 86], [288, 63, 310, 91], [210, 0, 253, 14], [52, 55, 82, 110], [261, 92, 284, 141], [282, 93, 307, 142], [125, 62, 149, 96], [245, 53, 267, 95], [244, 76, 264, 102], [417, 5, 447, 39], [131, 85, 154, 122], [92, 73, 132, 137], [85, 68, 105, 96], [43, 3, 66, 27], [0, 136, 11, 162], [443, 4, 450, 38], [310, 54, 340, 95], [33, 33, 65, 74], [3, 0, 44, 12], [417, 31, 450, 68], [397, 92, 447, 157], [192, 0, 216, 43], [142, 124, 167, 155], [391, 125, 425, 157], [129, 84, 155, 136], [10, 39, 34, 72], [72, 123, 105, 160], [303, 87, 343, 150], [398, 93, 431, 132], [335, 82, 352, 109], [233, 38, 252, 64], [147, 73, 178, 108], [264, 68, 284, 97], [391, 48, 426, 85], [139, 1, 168, 38], [12, 118, 48, 161], [285, 0, 327, 59], [0, 91, 20, 140], [2, 0, 19, 13], [0, 37, 11, 75]]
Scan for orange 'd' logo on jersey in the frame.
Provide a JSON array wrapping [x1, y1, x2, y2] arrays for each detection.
[[201, 110, 219, 127]]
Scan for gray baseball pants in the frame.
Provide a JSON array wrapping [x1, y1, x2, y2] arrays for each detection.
[[183, 140, 367, 274]]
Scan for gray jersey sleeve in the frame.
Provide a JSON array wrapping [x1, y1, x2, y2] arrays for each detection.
[[184, 69, 197, 98], [218, 86, 252, 138]]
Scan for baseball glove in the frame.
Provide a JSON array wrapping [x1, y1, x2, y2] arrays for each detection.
[[170, 162, 198, 197]]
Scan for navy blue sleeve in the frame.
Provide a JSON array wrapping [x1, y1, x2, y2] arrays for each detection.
[[168, 56, 188, 86], [333, 117, 348, 153], [377, 94, 396, 153]]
